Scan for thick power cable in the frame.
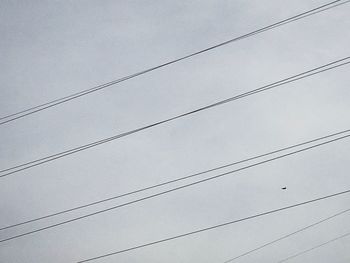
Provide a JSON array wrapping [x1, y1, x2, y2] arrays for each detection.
[[1, 128, 349, 232], [1, 0, 348, 126], [223, 208, 350, 262], [76, 190, 350, 262], [1, 57, 350, 178], [277, 231, 350, 262], [1, 133, 349, 243]]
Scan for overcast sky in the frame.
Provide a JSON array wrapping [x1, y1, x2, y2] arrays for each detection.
[[1, 0, 350, 262]]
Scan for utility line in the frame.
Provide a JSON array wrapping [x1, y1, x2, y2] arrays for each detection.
[[1, 133, 349, 243], [1, 0, 349, 126], [1, 57, 350, 178], [223, 208, 350, 262], [76, 190, 350, 262], [277, 231, 350, 262], [1, 128, 349, 232]]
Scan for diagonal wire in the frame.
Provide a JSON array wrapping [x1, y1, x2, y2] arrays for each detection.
[[1, 57, 350, 178], [0, 128, 349, 232], [1, 0, 349, 126], [76, 190, 350, 262], [1, 133, 349, 243], [223, 208, 350, 262], [277, 231, 350, 262]]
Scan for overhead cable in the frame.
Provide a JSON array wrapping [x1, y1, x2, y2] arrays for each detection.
[[1, 0, 349, 126], [1, 133, 349, 243], [223, 208, 350, 262], [76, 190, 350, 262], [2, 57, 350, 178], [277, 231, 350, 262], [1, 128, 349, 232]]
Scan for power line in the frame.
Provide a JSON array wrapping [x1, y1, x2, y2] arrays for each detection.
[[1, 57, 350, 179], [1, 133, 349, 243], [1, 128, 349, 232], [75, 190, 350, 262], [277, 231, 350, 262], [1, 0, 349, 126], [223, 208, 350, 262]]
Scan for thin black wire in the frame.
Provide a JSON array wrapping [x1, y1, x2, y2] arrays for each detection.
[[1, 0, 349, 126], [1, 128, 349, 232], [277, 231, 350, 262], [1, 57, 349, 178], [223, 208, 350, 262], [76, 190, 350, 262], [1, 134, 348, 243]]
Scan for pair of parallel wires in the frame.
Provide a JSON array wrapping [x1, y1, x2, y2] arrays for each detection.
[[2, 0, 350, 262], [1, 129, 350, 243]]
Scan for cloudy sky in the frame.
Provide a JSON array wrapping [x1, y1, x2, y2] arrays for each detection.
[[1, 0, 350, 262]]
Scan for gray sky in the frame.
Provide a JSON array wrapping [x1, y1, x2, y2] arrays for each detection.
[[1, 0, 350, 262]]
